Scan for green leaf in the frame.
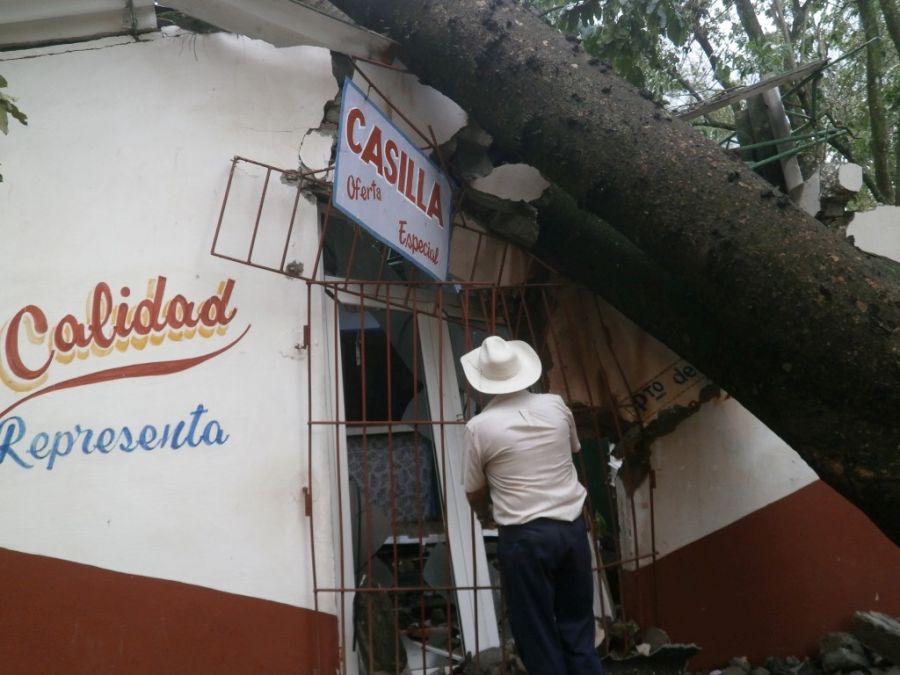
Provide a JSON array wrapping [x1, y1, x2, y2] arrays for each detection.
[[10, 105, 26, 126], [0, 92, 27, 128], [0, 74, 7, 88]]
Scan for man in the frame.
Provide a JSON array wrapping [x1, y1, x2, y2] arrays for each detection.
[[461, 335, 604, 675]]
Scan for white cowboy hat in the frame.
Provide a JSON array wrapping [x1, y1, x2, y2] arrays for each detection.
[[460, 335, 542, 394]]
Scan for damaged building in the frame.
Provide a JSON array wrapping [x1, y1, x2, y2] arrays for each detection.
[[0, 1, 898, 673]]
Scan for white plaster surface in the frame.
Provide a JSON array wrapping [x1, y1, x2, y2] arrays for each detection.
[[617, 397, 818, 565], [0, 32, 339, 610], [593, 298, 819, 565], [847, 205, 900, 263], [838, 163, 864, 193], [471, 163, 550, 202], [353, 60, 468, 148]]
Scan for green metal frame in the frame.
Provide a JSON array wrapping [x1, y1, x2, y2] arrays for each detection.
[[706, 39, 877, 171]]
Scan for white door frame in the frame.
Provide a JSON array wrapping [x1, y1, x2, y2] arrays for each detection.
[[418, 314, 501, 654]]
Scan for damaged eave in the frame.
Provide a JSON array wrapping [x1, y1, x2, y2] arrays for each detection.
[[163, 0, 397, 62], [0, 0, 158, 49]]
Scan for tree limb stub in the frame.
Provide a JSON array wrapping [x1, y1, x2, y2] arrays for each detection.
[[330, 0, 900, 545]]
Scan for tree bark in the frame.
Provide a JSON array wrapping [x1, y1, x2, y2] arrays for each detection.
[[733, 0, 767, 43], [330, 0, 900, 545], [858, 0, 893, 202], [877, 0, 900, 56], [895, 126, 900, 204]]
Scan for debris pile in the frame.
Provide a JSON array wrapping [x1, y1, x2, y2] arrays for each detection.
[[602, 622, 701, 675], [697, 612, 900, 675], [361, 606, 898, 674], [455, 622, 701, 675]]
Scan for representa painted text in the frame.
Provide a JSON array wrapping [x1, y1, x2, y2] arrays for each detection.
[[0, 403, 229, 471]]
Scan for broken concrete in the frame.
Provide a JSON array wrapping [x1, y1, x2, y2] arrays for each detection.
[[819, 632, 871, 673], [604, 644, 703, 675], [459, 645, 526, 674], [846, 206, 900, 263], [696, 615, 899, 675], [852, 611, 900, 665]]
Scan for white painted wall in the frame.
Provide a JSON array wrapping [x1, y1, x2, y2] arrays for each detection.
[[0, 31, 339, 609], [617, 396, 818, 565], [594, 299, 819, 566]]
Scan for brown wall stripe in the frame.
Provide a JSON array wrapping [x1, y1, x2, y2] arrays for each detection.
[[621, 480, 900, 669], [0, 547, 338, 674]]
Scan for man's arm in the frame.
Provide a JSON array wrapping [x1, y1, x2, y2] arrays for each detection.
[[463, 424, 495, 527], [466, 486, 494, 528]]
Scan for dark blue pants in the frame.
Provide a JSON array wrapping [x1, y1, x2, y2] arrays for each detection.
[[497, 516, 604, 674]]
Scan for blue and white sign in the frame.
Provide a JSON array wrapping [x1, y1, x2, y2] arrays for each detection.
[[334, 80, 453, 280]]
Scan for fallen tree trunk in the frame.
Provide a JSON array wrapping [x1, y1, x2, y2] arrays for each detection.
[[331, 0, 900, 545]]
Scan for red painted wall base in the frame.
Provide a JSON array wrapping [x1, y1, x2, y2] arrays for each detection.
[[0, 548, 338, 674]]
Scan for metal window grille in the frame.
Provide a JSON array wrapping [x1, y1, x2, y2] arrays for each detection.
[[210, 147, 660, 672]]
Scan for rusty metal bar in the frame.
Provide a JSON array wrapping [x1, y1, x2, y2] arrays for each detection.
[[211, 156, 240, 258], [317, 582, 500, 594], [344, 223, 362, 280], [471, 231, 486, 285], [496, 289, 515, 340], [304, 280, 325, 671], [308, 418, 465, 427], [278, 184, 304, 272], [247, 167, 272, 263], [435, 286, 459, 669], [375, 246, 389, 291], [383, 285, 406, 671], [229, 154, 329, 175], [311, 196, 333, 281], [510, 289, 527, 340], [306, 277, 561, 289], [410, 286, 429, 664], [459, 287, 476, 415], [328, 281, 350, 673], [209, 251, 283, 273], [649, 467, 660, 627], [538, 286, 573, 402], [496, 241, 510, 288], [356, 288, 378, 675]]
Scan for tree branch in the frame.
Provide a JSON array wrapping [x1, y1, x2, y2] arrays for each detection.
[[539, 2, 574, 16]]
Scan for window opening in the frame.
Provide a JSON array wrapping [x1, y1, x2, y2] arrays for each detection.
[[329, 286, 503, 674]]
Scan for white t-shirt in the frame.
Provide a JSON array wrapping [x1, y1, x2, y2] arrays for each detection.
[[464, 390, 586, 526]]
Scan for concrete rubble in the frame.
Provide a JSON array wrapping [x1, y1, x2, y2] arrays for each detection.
[[692, 612, 900, 675]]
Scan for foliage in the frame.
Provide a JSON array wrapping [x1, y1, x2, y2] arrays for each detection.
[[523, 0, 900, 205], [0, 74, 28, 183], [529, 0, 690, 95]]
